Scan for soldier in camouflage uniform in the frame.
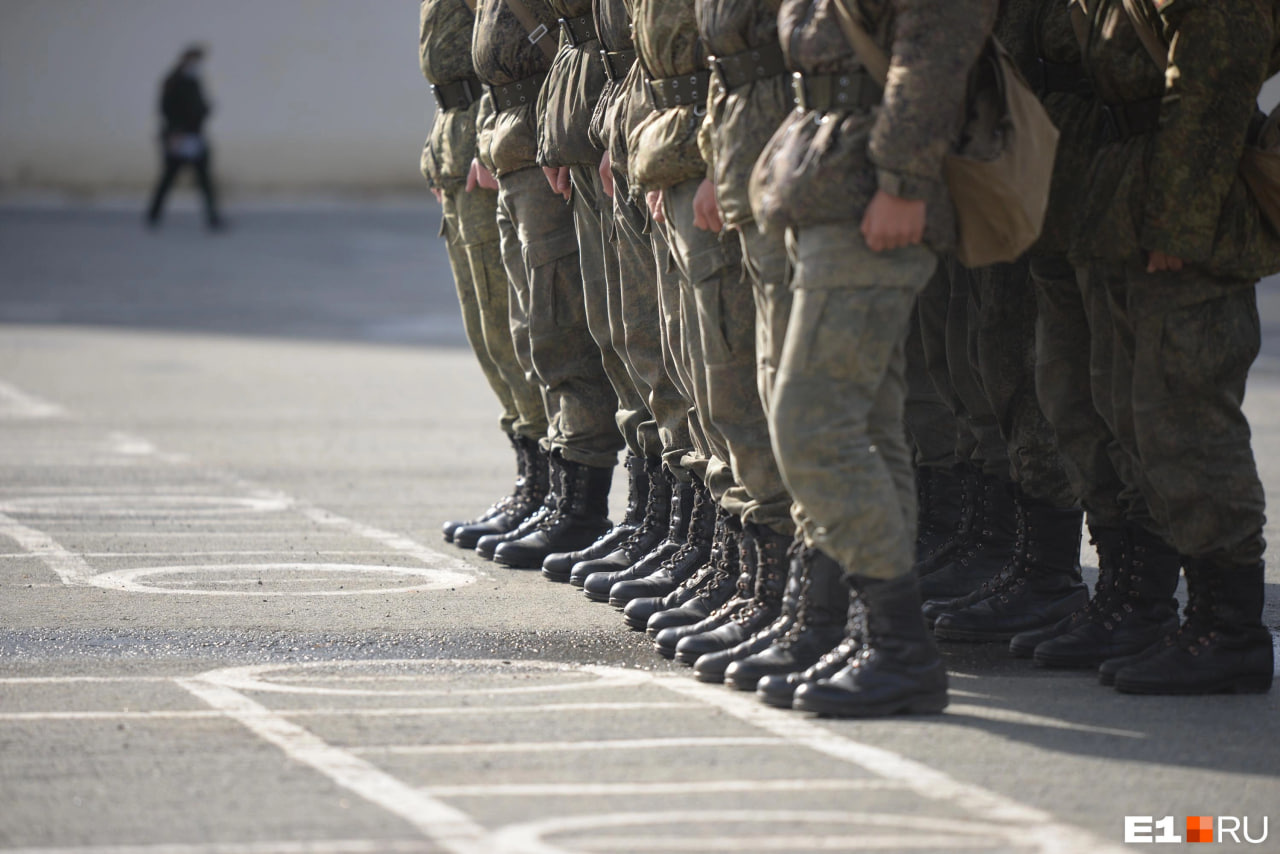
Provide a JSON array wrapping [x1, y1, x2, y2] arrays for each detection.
[[750, 0, 995, 716], [618, 0, 799, 666], [467, 0, 625, 569], [1065, 0, 1277, 694], [420, 0, 553, 550]]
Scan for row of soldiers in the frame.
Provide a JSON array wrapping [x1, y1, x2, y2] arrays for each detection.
[[420, 0, 1278, 717]]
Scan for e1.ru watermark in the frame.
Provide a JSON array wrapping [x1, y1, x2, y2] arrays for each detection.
[[1125, 816, 1269, 844]]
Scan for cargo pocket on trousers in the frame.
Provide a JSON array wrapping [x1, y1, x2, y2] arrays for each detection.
[[690, 248, 735, 367]]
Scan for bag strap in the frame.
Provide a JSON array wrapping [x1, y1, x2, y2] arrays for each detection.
[[829, 0, 889, 87], [1118, 0, 1170, 70], [503, 0, 559, 62]]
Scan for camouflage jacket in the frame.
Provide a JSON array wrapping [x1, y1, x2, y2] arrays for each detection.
[[589, 0, 638, 171], [695, 0, 793, 226], [472, 0, 558, 175], [1072, 0, 1280, 279], [627, 0, 712, 191], [538, 0, 608, 166], [420, 0, 483, 189], [749, 0, 995, 249]]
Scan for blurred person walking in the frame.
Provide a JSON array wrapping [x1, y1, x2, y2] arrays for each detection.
[[145, 45, 224, 231]]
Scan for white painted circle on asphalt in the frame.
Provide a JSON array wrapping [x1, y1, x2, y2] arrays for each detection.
[[199, 660, 650, 697], [0, 493, 293, 517], [487, 809, 1044, 854], [87, 563, 474, 596]]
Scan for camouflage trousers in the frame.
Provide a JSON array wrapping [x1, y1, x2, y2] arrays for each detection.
[[1098, 263, 1265, 568], [905, 288, 965, 470], [569, 164, 656, 459], [495, 166, 624, 469], [660, 178, 792, 532], [610, 169, 697, 477], [1031, 254, 1147, 529], [771, 224, 936, 580], [440, 184, 548, 442]]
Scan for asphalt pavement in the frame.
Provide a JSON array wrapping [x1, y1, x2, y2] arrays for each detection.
[[0, 202, 1277, 854]]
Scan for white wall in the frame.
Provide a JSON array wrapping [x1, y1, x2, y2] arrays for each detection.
[[0, 0, 434, 194]]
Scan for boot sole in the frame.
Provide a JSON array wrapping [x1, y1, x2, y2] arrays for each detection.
[[492, 554, 544, 569], [540, 568, 571, 583], [652, 643, 676, 659], [933, 626, 1020, 643], [757, 690, 796, 709], [1114, 674, 1273, 695], [794, 691, 949, 718], [583, 588, 612, 603], [724, 676, 760, 691], [693, 668, 726, 684]]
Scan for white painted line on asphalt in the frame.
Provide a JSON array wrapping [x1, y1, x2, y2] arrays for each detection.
[[199, 661, 650, 697], [353, 737, 785, 756], [422, 778, 904, 798], [0, 676, 175, 684], [945, 703, 1145, 738], [0, 494, 294, 517], [487, 810, 1042, 854], [85, 563, 474, 596], [0, 380, 67, 419], [655, 675, 1128, 854], [176, 677, 490, 854], [0, 702, 699, 722], [0, 511, 95, 586], [0, 840, 430, 854]]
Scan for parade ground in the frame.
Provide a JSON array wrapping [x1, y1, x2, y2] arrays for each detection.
[[1, 203, 1277, 854]]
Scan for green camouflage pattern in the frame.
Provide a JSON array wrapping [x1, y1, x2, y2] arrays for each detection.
[[472, 0, 558, 175], [628, 0, 713, 191], [423, 100, 483, 191], [420, 0, 483, 189], [771, 225, 937, 579], [696, 0, 794, 226], [587, 0, 635, 152], [496, 166, 625, 467], [751, 0, 994, 249], [662, 178, 794, 532], [538, 0, 608, 166], [1073, 0, 1280, 279], [441, 185, 550, 441]]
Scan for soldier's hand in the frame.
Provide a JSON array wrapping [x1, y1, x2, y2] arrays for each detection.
[[692, 178, 723, 233], [543, 166, 573, 201], [861, 190, 926, 252], [1146, 249, 1184, 273], [467, 159, 498, 192], [599, 153, 614, 199], [647, 189, 666, 225]]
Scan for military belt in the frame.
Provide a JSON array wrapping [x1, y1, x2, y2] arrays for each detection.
[[707, 42, 787, 92], [1101, 97, 1161, 141], [647, 70, 711, 110], [486, 72, 548, 113], [601, 48, 636, 82], [791, 71, 880, 112], [1032, 58, 1091, 98], [558, 15, 597, 47], [431, 77, 482, 112]]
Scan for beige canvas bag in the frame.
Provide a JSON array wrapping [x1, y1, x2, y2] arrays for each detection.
[[831, 0, 1060, 267]]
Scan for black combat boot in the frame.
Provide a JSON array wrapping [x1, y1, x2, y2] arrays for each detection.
[[675, 523, 791, 665], [643, 517, 742, 636], [652, 523, 760, 659], [756, 598, 865, 709], [1032, 524, 1180, 667], [571, 472, 688, 588], [931, 495, 1088, 642], [724, 545, 850, 691], [915, 464, 969, 567], [542, 454, 652, 582], [607, 488, 717, 607], [918, 472, 1018, 600], [443, 433, 528, 543], [914, 463, 979, 576], [1112, 560, 1272, 694], [453, 438, 548, 550], [581, 478, 699, 601], [793, 573, 949, 717], [622, 512, 729, 630], [492, 452, 613, 568]]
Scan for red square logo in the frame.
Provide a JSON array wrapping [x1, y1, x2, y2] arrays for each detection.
[[1187, 816, 1214, 843]]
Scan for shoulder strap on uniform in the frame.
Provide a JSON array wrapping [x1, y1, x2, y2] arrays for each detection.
[[829, 0, 890, 86], [503, 0, 559, 61], [1119, 0, 1170, 70]]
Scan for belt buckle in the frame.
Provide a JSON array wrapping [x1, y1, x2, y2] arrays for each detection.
[[557, 18, 574, 46], [645, 76, 658, 108], [707, 56, 726, 91], [790, 72, 806, 111], [457, 79, 478, 109]]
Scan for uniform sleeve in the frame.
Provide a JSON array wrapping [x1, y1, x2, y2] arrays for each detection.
[[1140, 0, 1272, 262], [867, 0, 995, 200]]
